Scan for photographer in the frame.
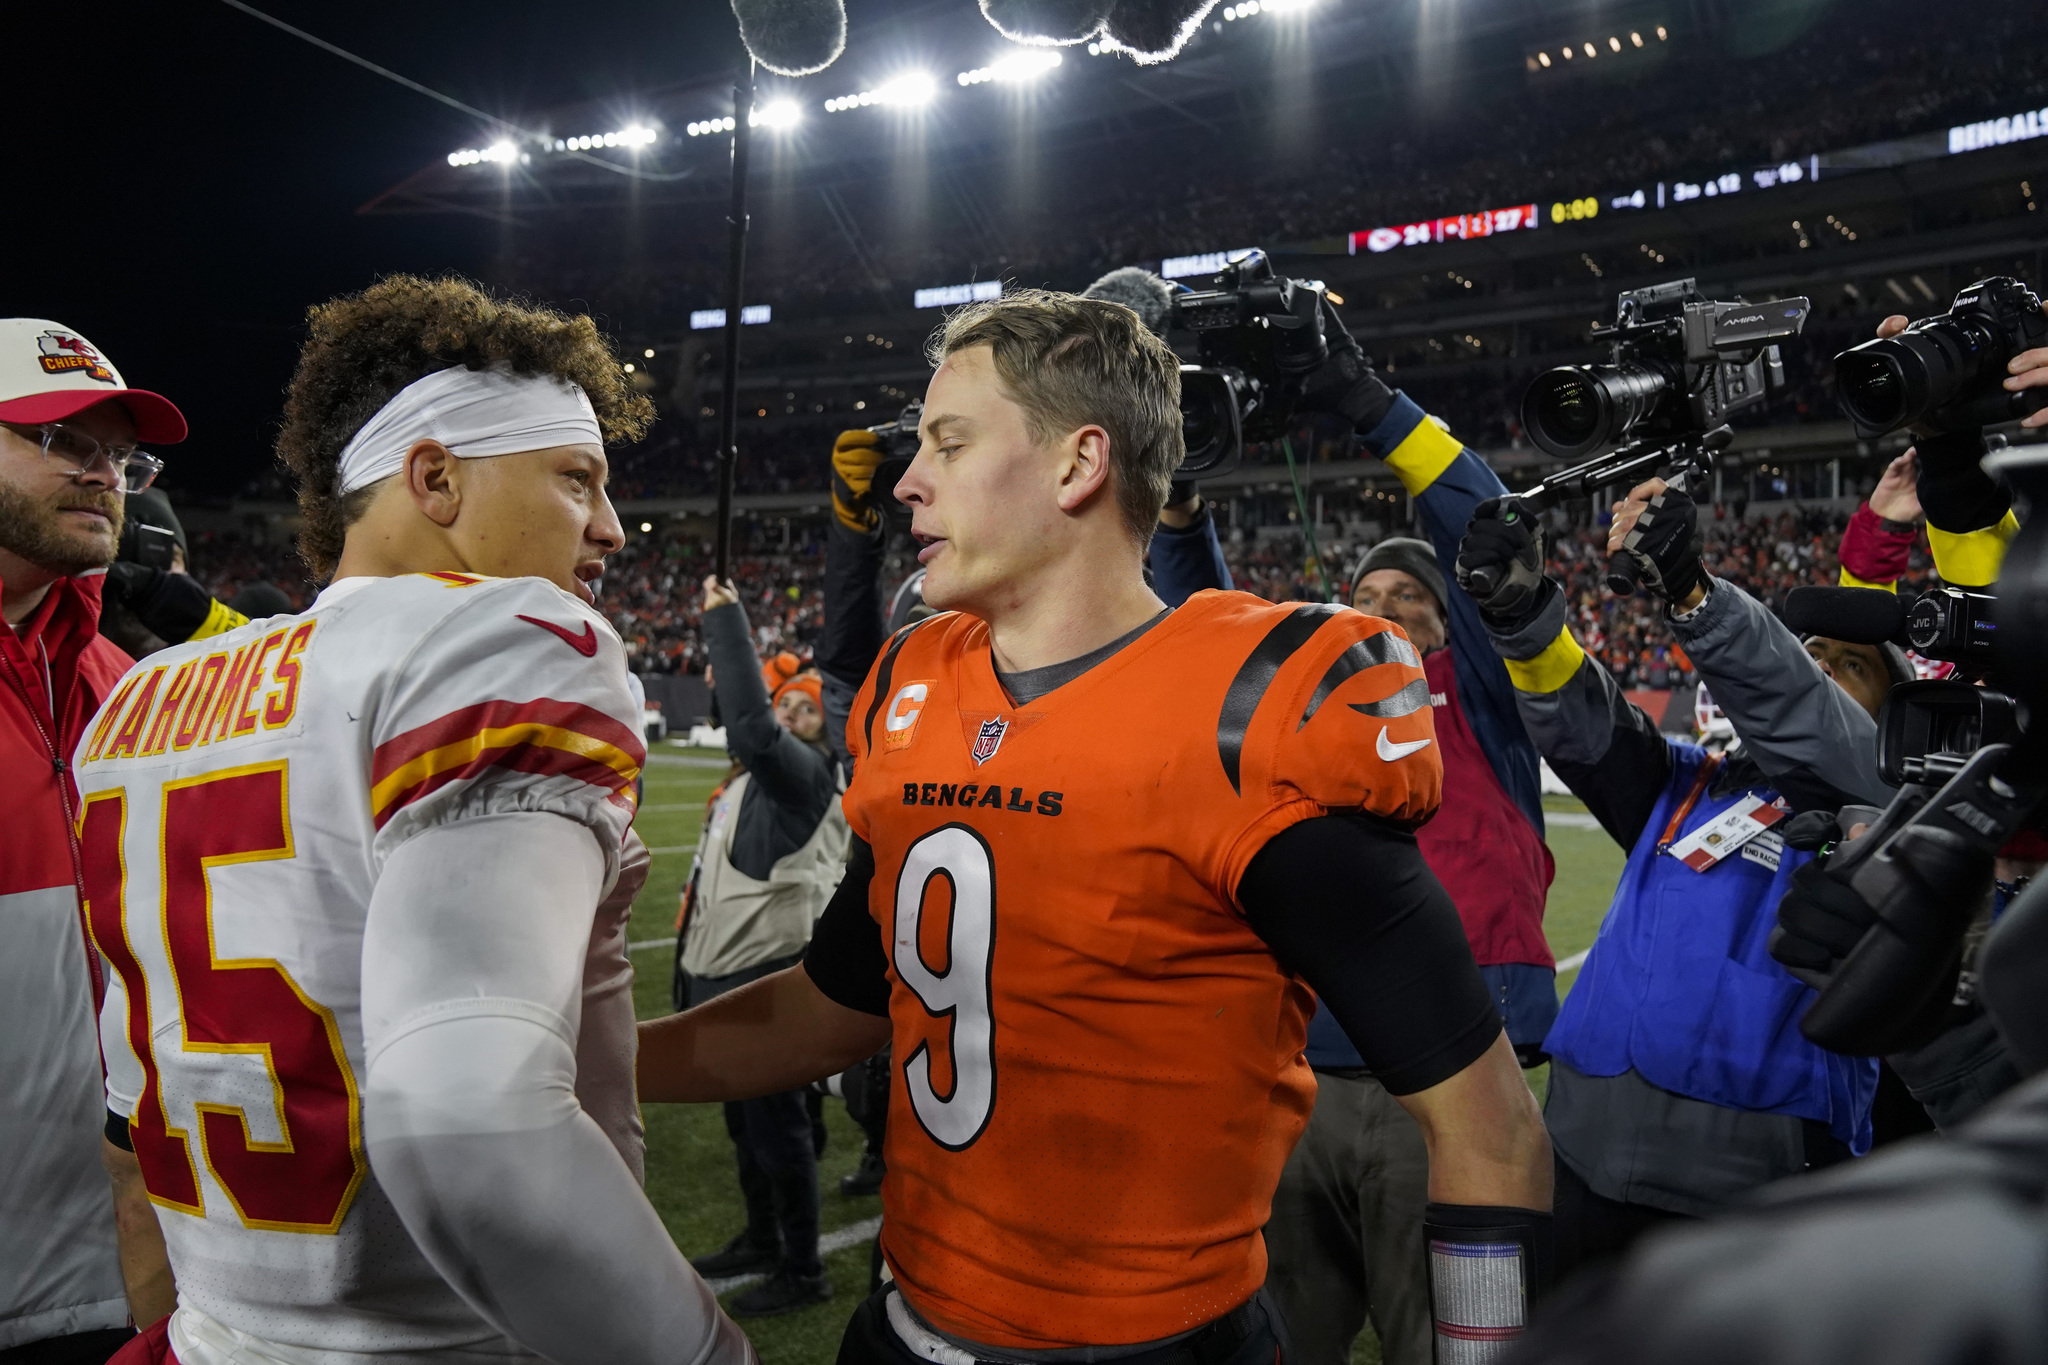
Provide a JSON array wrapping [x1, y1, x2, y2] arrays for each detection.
[[1507, 465, 2048, 1364], [677, 574, 849, 1317], [1456, 474, 1891, 1280]]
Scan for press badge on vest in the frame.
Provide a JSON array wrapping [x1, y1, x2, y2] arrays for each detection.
[[1665, 794, 1789, 872]]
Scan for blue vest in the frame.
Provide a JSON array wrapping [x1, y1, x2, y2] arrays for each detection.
[[1546, 739, 1879, 1153]]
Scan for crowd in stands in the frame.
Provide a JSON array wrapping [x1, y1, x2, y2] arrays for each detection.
[[185, 529, 315, 612], [177, 489, 1936, 699]]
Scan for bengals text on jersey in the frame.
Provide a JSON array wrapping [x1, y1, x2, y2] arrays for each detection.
[[839, 587, 1442, 1349]]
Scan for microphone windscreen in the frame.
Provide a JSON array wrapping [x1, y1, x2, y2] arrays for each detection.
[[1098, 0, 1220, 63], [1082, 267, 1175, 337], [979, 0, 1116, 45], [730, 0, 846, 76], [1782, 586, 1910, 646]]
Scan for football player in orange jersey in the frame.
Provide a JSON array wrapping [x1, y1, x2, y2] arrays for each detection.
[[639, 289, 1551, 1363]]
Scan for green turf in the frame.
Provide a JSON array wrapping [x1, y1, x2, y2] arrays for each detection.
[[630, 757, 1626, 1364]]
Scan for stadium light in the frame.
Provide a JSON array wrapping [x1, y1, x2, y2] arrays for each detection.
[[826, 71, 939, 112], [448, 140, 522, 167], [686, 116, 738, 137], [958, 50, 1062, 85], [548, 125, 659, 152], [1220, 0, 1312, 21]]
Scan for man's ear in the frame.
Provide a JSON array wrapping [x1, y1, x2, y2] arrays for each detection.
[[1054, 425, 1114, 515], [403, 440, 462, 528]]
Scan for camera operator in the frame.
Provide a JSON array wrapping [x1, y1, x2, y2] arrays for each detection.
[[677, 574, 849, 1317], [1505, 470, 2048, 1364], [1456, 472, 1893, 1281], [1, 318, 182, 1360]]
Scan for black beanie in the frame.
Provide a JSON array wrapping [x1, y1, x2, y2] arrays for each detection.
[[1351, 537, 1448, 615]]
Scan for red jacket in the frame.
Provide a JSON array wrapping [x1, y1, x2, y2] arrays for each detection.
[[1414, 643, 1557, 968], [2, 569, 133, 924], [1, 567, 136, 1343]]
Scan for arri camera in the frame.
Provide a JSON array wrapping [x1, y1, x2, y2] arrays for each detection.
[[1521, 278, 1808, 461], [1834, 276, 2048, 436], [1170, 250, 1330, 476], [1467, 279, 1809, 597]]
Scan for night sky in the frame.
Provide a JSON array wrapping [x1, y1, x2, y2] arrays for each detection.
[[14, 1, 752, 497]]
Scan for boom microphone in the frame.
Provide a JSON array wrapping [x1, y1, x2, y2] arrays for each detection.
[[728, 0, 846, 76], [1082, 266, 1175, 337], [1782, 586, 1911, 646]]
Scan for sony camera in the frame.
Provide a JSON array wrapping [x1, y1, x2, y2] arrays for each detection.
[[1521, 279, 1808, 460], [1834, 276, 2048, 437], [863, 399, 924, 533], [1170, 251, 1330, 476]]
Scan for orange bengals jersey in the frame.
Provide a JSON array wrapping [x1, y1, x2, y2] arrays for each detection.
[[841, 588, 1442, 1349]]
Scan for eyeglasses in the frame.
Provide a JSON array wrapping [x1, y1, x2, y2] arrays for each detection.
[[1, 420, 164, 494]]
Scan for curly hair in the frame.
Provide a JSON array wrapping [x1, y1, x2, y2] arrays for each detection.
[[930, 289, 1182, 542], [277, 275, 653, 578]]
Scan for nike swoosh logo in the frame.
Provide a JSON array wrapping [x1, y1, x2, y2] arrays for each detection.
[[1377, 730, 1433, 762], [516, 614, 598, 657]]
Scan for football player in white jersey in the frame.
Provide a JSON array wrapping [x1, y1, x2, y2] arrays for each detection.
[[75, 277, 752, 1365]]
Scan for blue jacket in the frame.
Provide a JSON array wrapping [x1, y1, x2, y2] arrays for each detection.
[[1488, 582, 1881, 1153], [1552, 741, 1875, 1150], [1148, 504, 1233, 605]]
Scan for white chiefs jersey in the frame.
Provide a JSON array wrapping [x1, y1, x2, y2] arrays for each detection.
[[75, 572, 645, 1362]]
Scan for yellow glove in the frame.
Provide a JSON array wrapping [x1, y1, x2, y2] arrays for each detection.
[[832, 428, 885, 533]]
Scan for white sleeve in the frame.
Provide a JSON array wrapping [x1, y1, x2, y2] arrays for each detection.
[[369, 578, 645, 872], [360, 811, 751, 1365], [100, 953, 142, 1119], [578, 828, 650, 1182]]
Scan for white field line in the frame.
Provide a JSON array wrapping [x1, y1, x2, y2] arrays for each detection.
[[1546, 812, 1603, 829], [703, 1215, 883, 1294], [629, 937, 673, 953], [1556, 948, 1591, 974]]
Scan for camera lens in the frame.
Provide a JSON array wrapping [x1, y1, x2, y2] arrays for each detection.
[[1835, 348, 1913, 432], [1521, 362, 1668, 459], [1177, 366, 1244, 476], [1834, 319, 1998, 435]]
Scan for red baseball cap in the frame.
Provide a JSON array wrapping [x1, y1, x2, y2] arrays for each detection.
[[0, 318, 187, 443]]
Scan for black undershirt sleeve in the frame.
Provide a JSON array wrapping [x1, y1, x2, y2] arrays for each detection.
[[1240, 813, 1502, 1096], [803, 837, 891, 1017]]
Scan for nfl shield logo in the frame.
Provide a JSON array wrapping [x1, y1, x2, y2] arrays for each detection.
[[971, 717, 1009, 766]]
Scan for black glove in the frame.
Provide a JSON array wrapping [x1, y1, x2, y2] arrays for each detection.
[[1456, 497, 1550, 631], [1295, 296, 1396, 434], [1769, 859, 1880, 987], [1913, 429, 2011, 533], [1614, 484, 1705, 605], [102, 560, 221, 644]]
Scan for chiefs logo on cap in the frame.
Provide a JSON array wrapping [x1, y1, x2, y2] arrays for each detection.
[[37, 331, 115, 385]]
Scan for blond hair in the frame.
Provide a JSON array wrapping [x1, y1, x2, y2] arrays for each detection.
[[930, 289, 1182, 540]]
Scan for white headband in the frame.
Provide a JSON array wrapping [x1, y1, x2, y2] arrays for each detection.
[[335, 366, 604, 495]]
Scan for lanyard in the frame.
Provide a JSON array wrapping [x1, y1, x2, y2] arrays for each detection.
[[1656, 753, 1723, 852]]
